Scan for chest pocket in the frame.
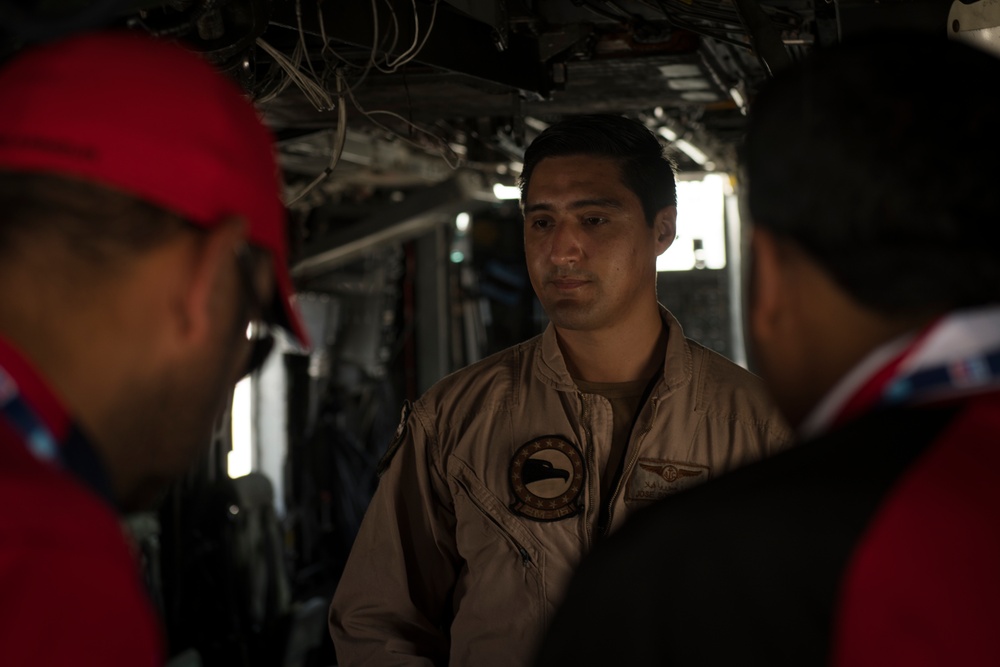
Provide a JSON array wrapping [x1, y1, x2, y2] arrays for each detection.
[[448, 456, 544, 573]]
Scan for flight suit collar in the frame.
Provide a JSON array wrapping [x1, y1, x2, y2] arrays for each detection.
[[536, 305, 694, 397]]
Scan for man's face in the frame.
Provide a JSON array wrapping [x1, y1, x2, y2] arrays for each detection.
[[175, 251, 272, 460], [744, 226, 812, 428], [125, 249, 269, 510], [523, 155, 674, 334]]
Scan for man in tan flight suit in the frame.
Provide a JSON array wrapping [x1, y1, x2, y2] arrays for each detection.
[[329, 114, 790, 667]]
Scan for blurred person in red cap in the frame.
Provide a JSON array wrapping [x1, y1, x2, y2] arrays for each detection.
[[0, 29, 307, 664]]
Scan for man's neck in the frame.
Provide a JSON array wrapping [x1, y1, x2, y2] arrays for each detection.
[[556, 310, 667, 383], [0, 284, 151, 508]]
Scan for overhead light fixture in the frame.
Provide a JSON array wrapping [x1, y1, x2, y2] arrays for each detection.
[[729, 86, 747, 115], [524, 117, 551, 133], [658, 126, 712, 168], [657, 126, 678, 142], [675, 139, 710, 166], [493, 183, 521, 200]]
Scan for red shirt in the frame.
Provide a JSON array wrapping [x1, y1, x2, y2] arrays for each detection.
[[0, 337, 163, 665]]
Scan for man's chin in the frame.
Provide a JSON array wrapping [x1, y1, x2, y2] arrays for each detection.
[[545, 302, 600, 332]]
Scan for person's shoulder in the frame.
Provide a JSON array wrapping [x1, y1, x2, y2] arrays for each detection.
[[0, 507, 162, 665], [684, 338, 785, 425], [0, 442, 161, 663], [415, 334, 542, 411], [686, 337, 761, 386], [0, 450, 132, 558]]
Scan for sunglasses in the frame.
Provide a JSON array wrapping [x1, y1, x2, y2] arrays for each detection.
[[233, 245, 276, 377]]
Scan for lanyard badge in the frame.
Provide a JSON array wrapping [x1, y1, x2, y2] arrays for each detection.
[[883, 349, 1000, 407], [0, 365, 60, 463]]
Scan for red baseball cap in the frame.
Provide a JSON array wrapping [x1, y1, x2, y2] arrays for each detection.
[[0, 29, 310, 349]]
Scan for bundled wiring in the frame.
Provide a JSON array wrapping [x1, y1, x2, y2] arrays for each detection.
[[296, 0, 325, 91], [256, 37, 335, 111], [267, 0, 459, 176], [370, 0, 441, 74], [312, 0, 458, 168], [344, 84, 462, 169], [622, 0, 803, 51], [286, 70, 349, 207], [253, 41, 300, 104], [643, 0, 754, 49], [314, 0, 383, 100], [371, 0, 404, 73]]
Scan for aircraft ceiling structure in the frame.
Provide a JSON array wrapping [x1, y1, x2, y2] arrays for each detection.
[[0, 0, 956, 275]]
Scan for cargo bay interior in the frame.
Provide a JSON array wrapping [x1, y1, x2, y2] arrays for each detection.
[[0, 0, 966, 665]]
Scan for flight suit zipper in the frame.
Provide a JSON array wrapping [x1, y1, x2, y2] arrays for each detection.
[[601, 395, 660, 538], [580, 392, 595, 549]]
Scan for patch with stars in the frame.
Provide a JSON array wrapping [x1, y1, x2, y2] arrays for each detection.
[[509, 436, 584, 521]]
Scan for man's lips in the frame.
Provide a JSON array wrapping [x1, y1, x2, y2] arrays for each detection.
[[549, 277, 590, 289]]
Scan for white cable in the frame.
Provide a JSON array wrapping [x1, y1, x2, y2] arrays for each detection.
[[312, 2, 379, 102], [253, 43, 296, 104], [281, 0, 456, 172], [345, 84, 461, 169], [383, 0, 420, 69], [375, 0, 403, 73], [256, 37, 334, 111], [383, 0, 440, 71], [295, 0, 325, 87], [285, 70, 349, 207]]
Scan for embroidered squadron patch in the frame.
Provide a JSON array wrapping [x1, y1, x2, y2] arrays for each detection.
[[377, 400, 412, 477], [509, 436, 584, 521], [626, 457, 710, 501]]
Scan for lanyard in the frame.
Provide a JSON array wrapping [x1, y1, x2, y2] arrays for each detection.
[[0, 363, 116, 506], [881, 348, 1000, 407], [827, 316, 1000, 429], [0, 364, 60, 463], [831, 322, 941, 429]]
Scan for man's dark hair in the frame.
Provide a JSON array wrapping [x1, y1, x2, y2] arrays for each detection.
[[0, 171, 185, 267], [519, 114, 677, 227], [743, 32, 1000, 313]]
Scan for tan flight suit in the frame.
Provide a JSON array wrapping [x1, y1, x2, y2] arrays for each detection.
[[330, 308, 791, 667]]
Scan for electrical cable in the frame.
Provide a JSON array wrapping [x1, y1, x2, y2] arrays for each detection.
[[256, 37, 334, 111], [344, 84, 461, 169], [317, 1, 379, 96], [648, 0, 754, 49], [295, 0, 325, 90], [267, 0, 457, 173], [379, 0, 441, 73], [576, 0, 631, 24], [371, 0, 405, 74], [376, 0, 414, 72], [285, 70, 348, 207], [253, 41, 301, 104]]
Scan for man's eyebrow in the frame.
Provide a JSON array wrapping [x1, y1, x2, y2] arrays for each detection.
[[524, 198, 625, 214]]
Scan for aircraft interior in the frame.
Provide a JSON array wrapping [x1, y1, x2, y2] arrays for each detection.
[[0, 0, 990, 665]]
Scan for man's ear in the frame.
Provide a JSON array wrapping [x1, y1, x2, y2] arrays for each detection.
[[174, 217, 247, 347], [748, 226, 787, 346], [653, 205, 677, 255]]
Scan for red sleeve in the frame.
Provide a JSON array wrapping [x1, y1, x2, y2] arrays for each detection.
[[832, 401, 1000, 667], [0, 540, 163, 666]]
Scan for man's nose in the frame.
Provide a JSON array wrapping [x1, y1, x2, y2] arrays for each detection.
[[549, 223, 584, 266]]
